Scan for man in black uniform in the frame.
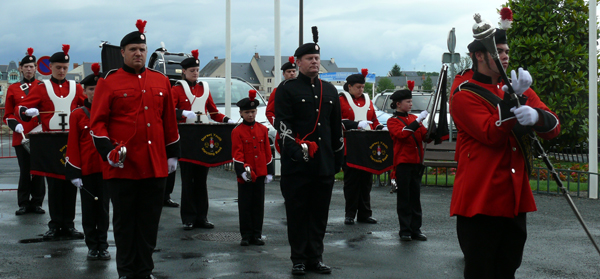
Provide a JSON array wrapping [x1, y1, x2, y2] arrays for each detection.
[[274, 26, 344, 275]]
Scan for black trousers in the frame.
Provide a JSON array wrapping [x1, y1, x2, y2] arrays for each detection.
[[395, 163, 423, 236], [280, 174, 334, 265], [163, 171, 176, 201], [14, 145, 45, 208], [179, 162, 210, 224], [457, 213, 527, 279], [47, 177, 77, 230], [108, 177, 165, 278], [237, 177, 265, 240], [81, 173, 110, 251], [342, 162, 373, 219]]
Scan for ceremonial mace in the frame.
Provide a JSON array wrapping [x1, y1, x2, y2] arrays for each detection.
[[473, 14, 600, 256]]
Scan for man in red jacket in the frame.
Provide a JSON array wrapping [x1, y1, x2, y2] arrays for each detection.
[[450, 17, 560, 277], [265, 56, 296, 126], [3, 48, 45, 215], [90, 20, 180, 279]]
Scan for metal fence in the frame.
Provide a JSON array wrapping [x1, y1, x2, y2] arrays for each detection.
[[0, 107, 16, 158]]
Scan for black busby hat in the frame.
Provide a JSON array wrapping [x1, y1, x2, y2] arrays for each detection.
[[389, 80, 415, 109], [281, 56, 296, 71], [236, 89, 260, 111], [180, 49, 200, 69], [294, 26, 320, 59], [120, 19, 147, 48], [80, 63, 102, 88], [468, 7, 512, 53], [343, 68, 368, 92], [49, 44, 70, 63], [20, 48, 36, 66]]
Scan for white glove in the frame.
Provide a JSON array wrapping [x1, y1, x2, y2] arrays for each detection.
[[502, 67, 532, 97], [71, 178, 83, 189], [227, 118, 236, 124], [357, 120, 373, 130], [14, 124, 24, 133], [241, 172, 249, 182], [265, 174, 273, 184], [107, 152, 123, 168], [181, 110, 196, 119], [25, 108, 39, 117], [382, 126, 389, 131], [168, 157, 178, 173], [510, 106, 539, 126], [416, 110, 429, 123]]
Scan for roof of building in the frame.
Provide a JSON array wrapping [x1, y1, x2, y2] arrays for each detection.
[[253, 55, 291, 78], [231, 62, 259, 84], [376, 75, 440, 87], [199, 59, 225, 77]]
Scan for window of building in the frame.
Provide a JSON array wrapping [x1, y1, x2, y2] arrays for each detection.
[[267, 78, 272, 83], [267, 87, 272, 93]]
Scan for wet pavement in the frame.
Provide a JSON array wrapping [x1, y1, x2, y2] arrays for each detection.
[[0, 157, 599, 279]]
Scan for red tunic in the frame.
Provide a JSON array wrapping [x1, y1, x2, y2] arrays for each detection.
[[90, 68, 180, 180], [450, 74, 560, 218], [65, 103, 102, 178], [231, 122, 272, 183], [3, 79, 40, 146], [17, 79, 85, 132], [387, 113, 427, 165], [265, 88, 277, 125], [172, 82, 227, 123]]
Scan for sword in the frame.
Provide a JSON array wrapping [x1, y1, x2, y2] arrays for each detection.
[[244, 166, 252, 182], [118, 146, 127, 167], [301, 143, 309, 162], [473, 14, 600, 256]]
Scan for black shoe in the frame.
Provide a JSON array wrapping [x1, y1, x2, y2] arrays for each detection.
[[344, 217, 354, 225], [183, 223, 194, 230], [97, 249, 111, 260], [307, 261, 332, 274], [250, 238, 265, 246], [292, 263, 306, 275], [87, 249, 99, 260], [357, 217, 378, 224], [43, 228, 60, 240], [400, 233, 412, 241], [412, 233, 427, 241], [240, 239, 250, 246], [64, 228, 85, 239], [163, 199, 179, 208], [195, 221, 214, 229], [31, 206, 45, 214], [15, 206, 28, 215]]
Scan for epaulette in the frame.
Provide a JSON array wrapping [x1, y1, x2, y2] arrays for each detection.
[[103, 69, 118, 79], [37, 81, 44, 85], [147, 68, 167, 77]]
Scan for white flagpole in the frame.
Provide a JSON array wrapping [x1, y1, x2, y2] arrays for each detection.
[[588, 0, 598, 199], [225, 0, 232, 117]]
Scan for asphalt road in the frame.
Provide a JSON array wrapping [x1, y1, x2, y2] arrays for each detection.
[[0, 157, 599, 279]]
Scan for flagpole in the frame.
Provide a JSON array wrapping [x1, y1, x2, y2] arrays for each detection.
[[588, 0, 598, 199]]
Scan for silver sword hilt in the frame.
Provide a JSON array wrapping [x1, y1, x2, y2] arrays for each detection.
[[301, 143, 309, 162], [244, 166, 252, 182], [118, 146, 127, 168]]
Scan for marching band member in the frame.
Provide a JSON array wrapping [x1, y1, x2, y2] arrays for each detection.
[[386, 82, 429, 242], [232, 89, 274, 246], [65, 63, 110, 261], [274, 26, 343, 275], [18, 44, 85, 240], [339, 69, 383, 225], [450, 9, 560, 278], [90, 19, 180, 279], [173, 49, 235, 230], [3, 48, 45, 216], [265, 56, 297, 126]]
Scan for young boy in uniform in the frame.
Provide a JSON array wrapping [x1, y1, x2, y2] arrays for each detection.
[[231, 89, 274, 246]]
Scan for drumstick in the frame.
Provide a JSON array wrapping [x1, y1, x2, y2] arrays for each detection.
[[81, 186, 98, 201]]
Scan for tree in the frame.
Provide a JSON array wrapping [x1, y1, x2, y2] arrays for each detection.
[[422, 76, 433, 91], [377, 77, 395, 93], [449, 54, 472, 74], [507, 0, 598, 145], [389, 64, 402, 76], [364, 82, 374, 98]]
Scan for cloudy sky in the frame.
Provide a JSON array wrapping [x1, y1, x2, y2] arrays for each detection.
[[1, 0, 531, 76]]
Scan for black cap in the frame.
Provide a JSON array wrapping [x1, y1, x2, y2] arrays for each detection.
[[343, 69, 368, 92], [180, 49, 200, 69], [49, 44, 70, 63], [281, 56, 296, 71], [467, 29, 507, 53], [20, 48, 36, 66], [237, 90, 260, 110], [80, 63, 102, 87], [389, 89, 412, 109], [294, 26, 320, 59], [120, 19, 147, 48]]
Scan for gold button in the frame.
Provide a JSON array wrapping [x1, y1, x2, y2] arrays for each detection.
[[316, 109, 319, 112], [318, 123, 321, 126], [314, 95, 318, 99], [302, 99, 305, 102]]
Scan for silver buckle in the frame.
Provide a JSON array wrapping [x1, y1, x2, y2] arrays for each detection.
[[20, 83, 29, 91]]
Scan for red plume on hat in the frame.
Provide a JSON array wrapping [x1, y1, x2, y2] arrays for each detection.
[[27, 48, 34, 56], [136, 19, 147, 34], [500, 7, 513, 30], [407, 80, 415, 92], [361, 68, 368, 78], [249, 89, 256, 101], [191, 49, 199, 59], [91, 63, 100, 76], [288, 56, 295, 64], [62, 44, 70, 56]]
